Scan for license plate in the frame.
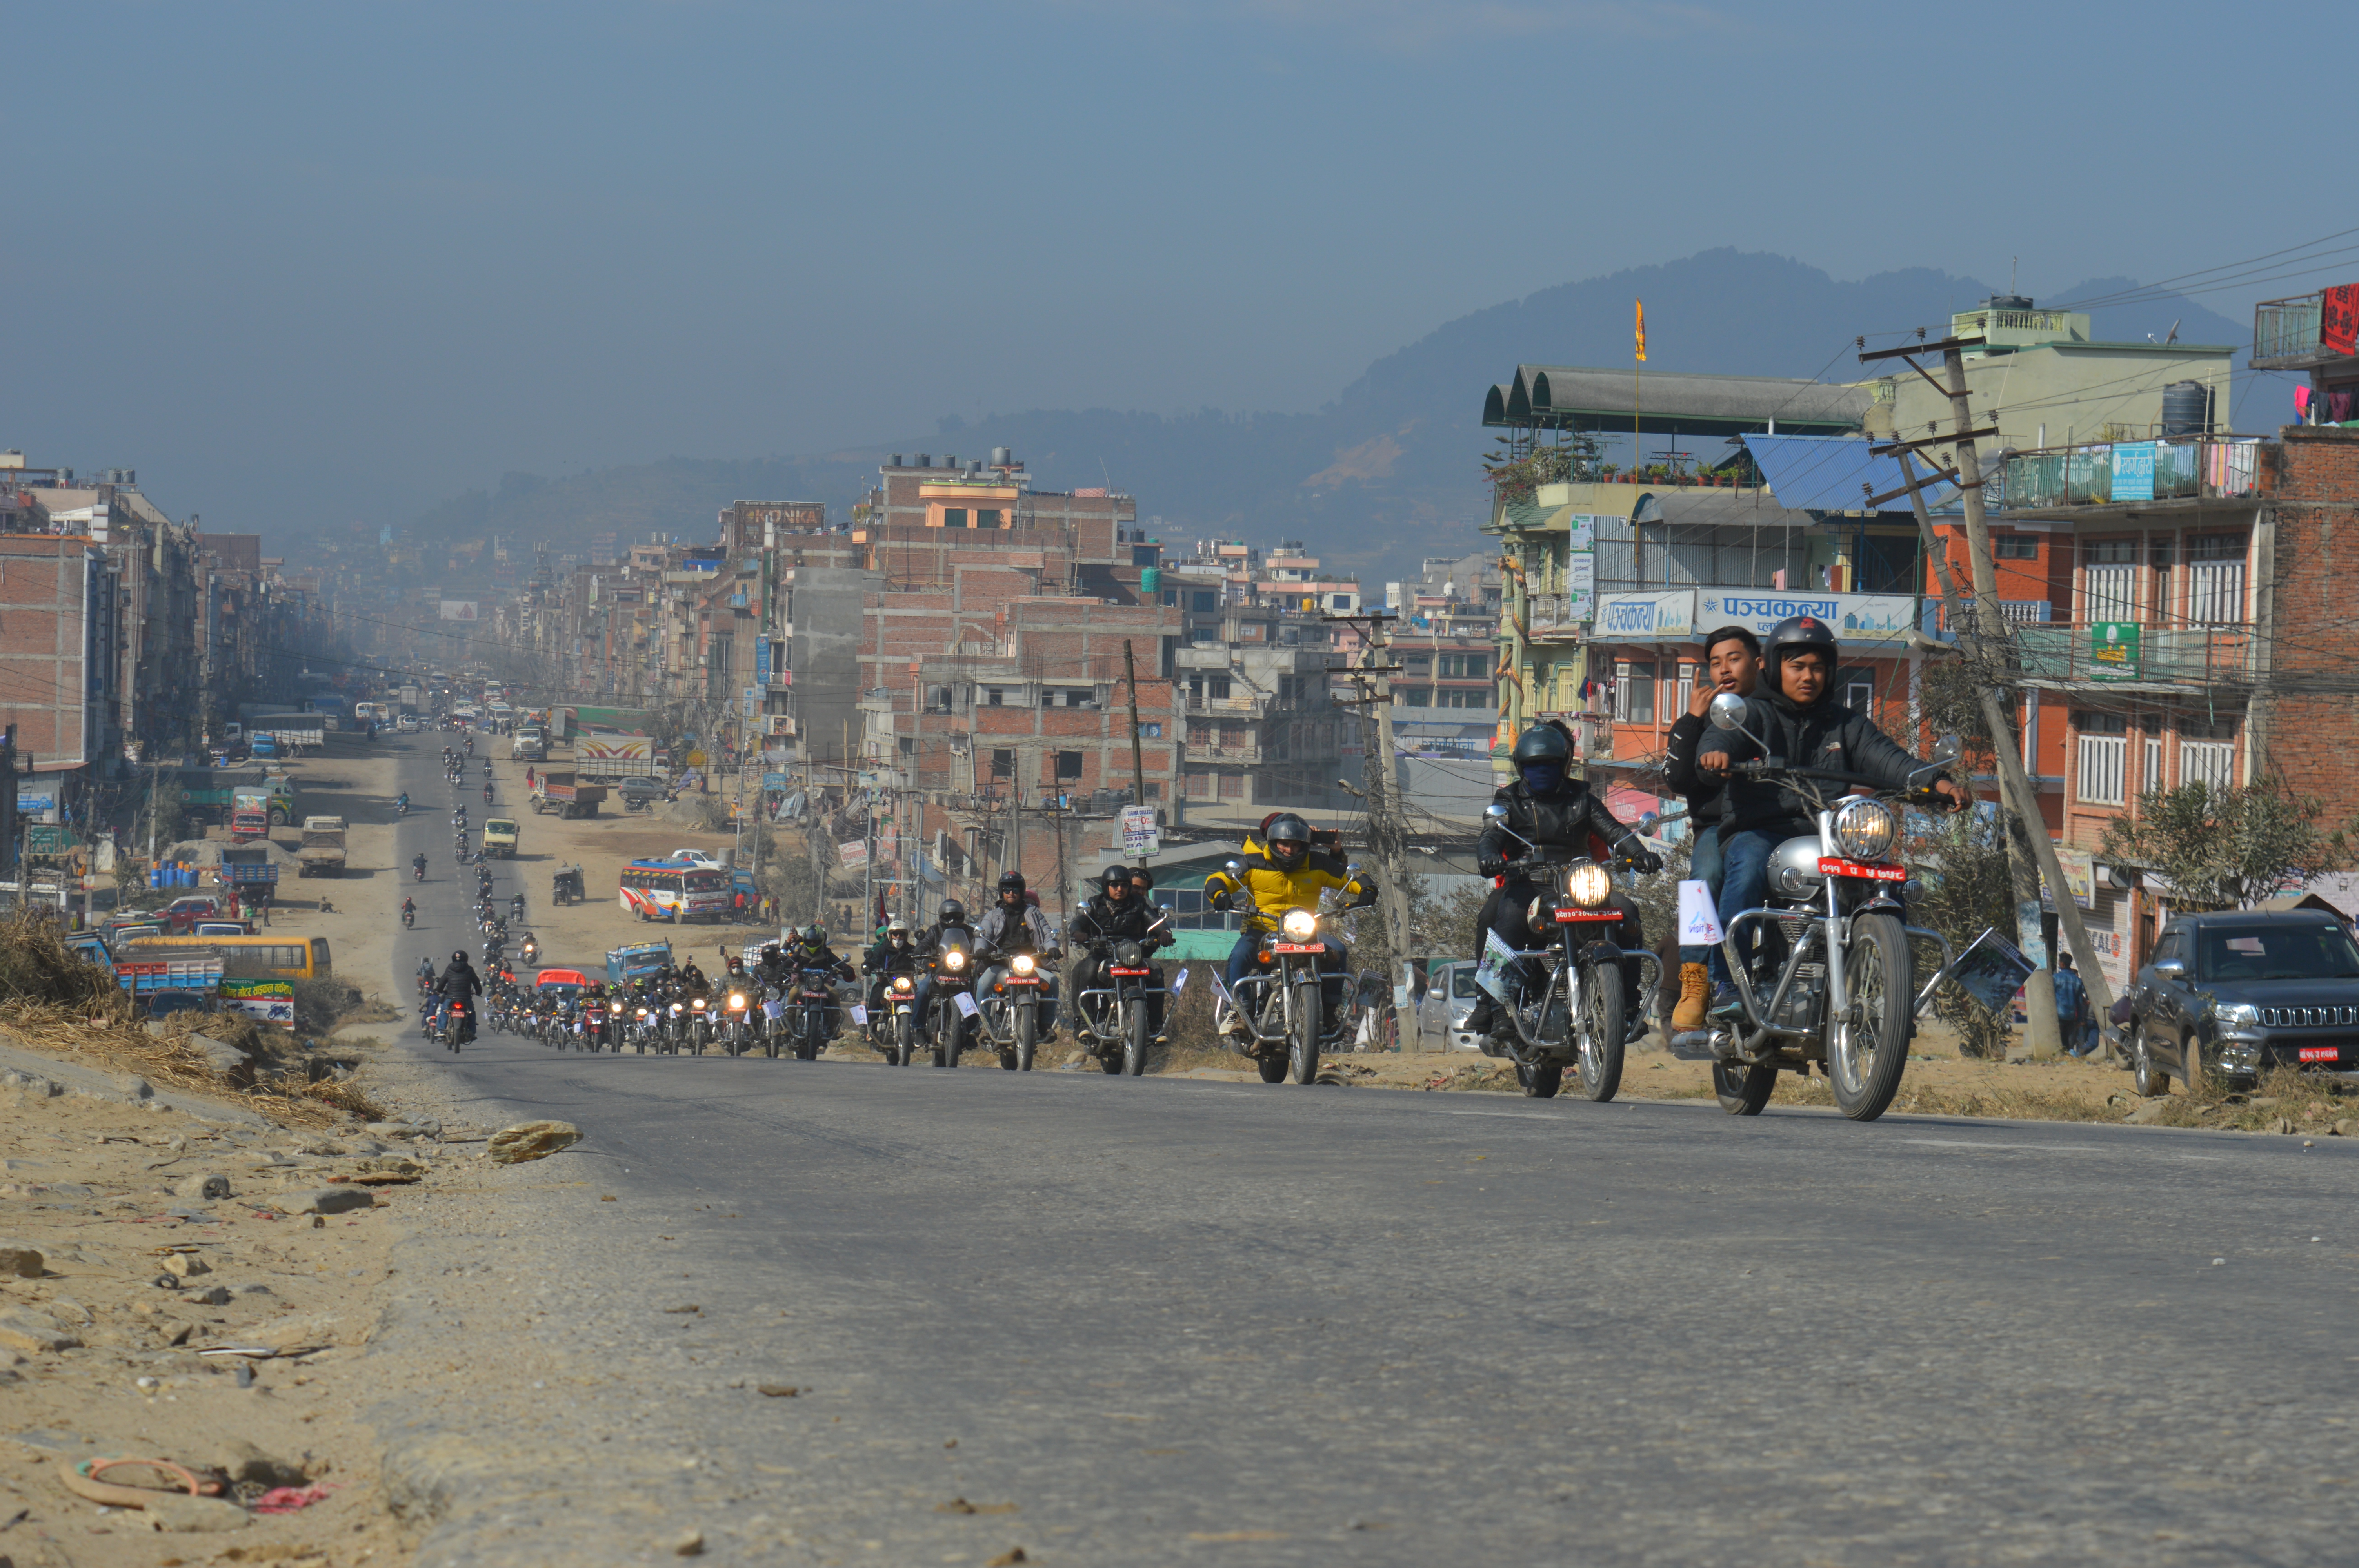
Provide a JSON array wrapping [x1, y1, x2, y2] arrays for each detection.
[[1004, 976, 1041, 985], [1109, 967, 1150, 976], [2300, 1046, 2341, 1063], [1553, 909, 1620, 922], [1271, 943, 1324, 954], [1818, 856, 1907, 882]]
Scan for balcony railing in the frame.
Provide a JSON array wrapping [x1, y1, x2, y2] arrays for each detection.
[[2013, 622, 2257, 689], [1992, 437, 2261, 512], [2253, 292, 2335, 369]]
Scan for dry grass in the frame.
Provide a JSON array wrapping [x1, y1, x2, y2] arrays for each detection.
[[2126, 1065, 2357, 1134], [0, 999, 367, 1129]]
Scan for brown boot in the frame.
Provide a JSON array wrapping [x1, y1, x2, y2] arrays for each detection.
[[1670, 962, 1710, 1031]]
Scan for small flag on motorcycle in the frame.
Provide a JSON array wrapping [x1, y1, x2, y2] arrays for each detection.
[[1677, 880, 1724, 946], [1170, 967, 1189, 994]]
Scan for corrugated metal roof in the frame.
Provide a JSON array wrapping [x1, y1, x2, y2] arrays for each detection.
[[1484, 365, 1869, 434], [1741, 433, 1960, 515]]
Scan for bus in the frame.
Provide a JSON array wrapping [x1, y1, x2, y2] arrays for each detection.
[[618, 860, 732, 922], [120, 935, 333, 982]]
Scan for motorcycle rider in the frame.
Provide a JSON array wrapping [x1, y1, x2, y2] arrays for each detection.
[[1661, 625, 1764, 1031], [1695, 614, 1966, 1014], [780, 926, 855, 1038], [913, 899, 980, 1045], [413, 852, 429, 880], [1069, 865, 1169, 1042], [1464, 723, 1662, 1040], [976, 872, 1062, 1037], [678, 955, 710, 999], [1204, 814, 1373, 1039], [395, 792, 410, 815], [437, 949, 483, 1043], [862, 916, 922, 1019], [400, 895, 417, 928]]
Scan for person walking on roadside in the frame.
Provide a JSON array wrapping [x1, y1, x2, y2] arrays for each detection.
[[2054, 952, 2097, 1056]]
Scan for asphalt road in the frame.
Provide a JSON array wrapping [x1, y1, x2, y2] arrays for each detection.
[[374, 738, 2359, 1566]]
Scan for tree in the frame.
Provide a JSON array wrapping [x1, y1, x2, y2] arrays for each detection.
[[1909, 808, 2020, 1059], [2100, 780, 2344, 912]]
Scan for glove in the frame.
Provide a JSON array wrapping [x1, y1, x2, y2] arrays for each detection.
[[1478, 856, 1508, 879], [1629, 848, 1664, 875], [1208, 890, 1233, 913]]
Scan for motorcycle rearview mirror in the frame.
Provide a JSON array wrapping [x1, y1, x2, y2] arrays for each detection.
[[1706, 691, 1750, 731], [1223, 858, 1245, 878], [1483, 802, 1508, 822], [1931, 733, 1963, 766]]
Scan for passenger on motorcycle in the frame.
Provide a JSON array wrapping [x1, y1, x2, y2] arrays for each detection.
[[1695, 614, 1965, 1014], [976, 873, 1061, 1035], [1069, 866, 1167, 1040], [1464, 723, 1662, 1040], [863, 917, 922, 1016], [1203, 815, 1371, 1037], [438, 950, 483, 1043]]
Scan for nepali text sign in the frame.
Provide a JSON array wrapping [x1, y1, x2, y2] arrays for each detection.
[[2090, 622, 2141, 681], [1700, 591, 1922, 643], [222, 978, 296, 1030], [1118, 805, 1160, 855], [1595, 590, 1694, 641], [2324, 283, 2359, 358], [438, 601, 478, 621], [838, 838, 869, 869], [2111, 441, 2157, 503]]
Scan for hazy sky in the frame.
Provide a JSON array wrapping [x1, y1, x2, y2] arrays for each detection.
[[8, 1, 2350, 538]]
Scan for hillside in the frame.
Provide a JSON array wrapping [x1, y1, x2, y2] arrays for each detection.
[[403, 250, 2251, 585]]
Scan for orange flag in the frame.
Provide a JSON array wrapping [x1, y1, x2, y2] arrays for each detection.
[[1634, 299, 1647, 362]]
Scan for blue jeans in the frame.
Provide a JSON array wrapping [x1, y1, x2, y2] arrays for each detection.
[[1708, 828, 1785, 988], [1678, 823, 1723, 967]]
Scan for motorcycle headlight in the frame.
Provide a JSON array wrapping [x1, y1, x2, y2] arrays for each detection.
[[892, 976, 913, 993], [636, 1007, 650, 1019], [1565, 862, 1613, 909], [728, 993, 746, 1010], [1281, 909, 1318, 940], [692, 997, 706, 1009], [1833, 798, 1900, 863], [945, 951, 965, 971], [1010, 953, 1036, 976]]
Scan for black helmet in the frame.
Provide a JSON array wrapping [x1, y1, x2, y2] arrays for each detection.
[[803, 924, 826, 944], [451, 950, 468, 965], [1264, 813, 1310, 864], [997, 871, 1026, 895], [1509, 725, 1572, 767], [1765, 614, 1839, 671], [939, 899, 966, 927]]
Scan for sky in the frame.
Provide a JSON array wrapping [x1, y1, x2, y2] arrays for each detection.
[[7, 0, 2354, 539]]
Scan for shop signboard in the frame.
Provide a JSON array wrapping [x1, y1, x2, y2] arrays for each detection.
[[2091, 622, 2141, 681]]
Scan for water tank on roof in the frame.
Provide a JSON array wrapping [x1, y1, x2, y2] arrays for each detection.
[[2161, 380, 2210, 437], [944, 455, 958, 470], [1141, 567, 1161, 594], [889, 454, 903, 467], [991, 446, 1012, 467], [914, 453, 931, 468]]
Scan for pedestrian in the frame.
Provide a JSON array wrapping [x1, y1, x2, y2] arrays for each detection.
[[254, 886, 273, 927], [2055, 952, 2097, 1056]]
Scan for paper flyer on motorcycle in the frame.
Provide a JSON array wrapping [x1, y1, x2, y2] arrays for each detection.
[[1474, 929, 1518, 1002]]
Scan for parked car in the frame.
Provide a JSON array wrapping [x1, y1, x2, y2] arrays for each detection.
[[160, 896, 225, 934], [614, 778, 665, 812], [2127, 911, 2359, 1095], [1416, 960, 1487, 1051]]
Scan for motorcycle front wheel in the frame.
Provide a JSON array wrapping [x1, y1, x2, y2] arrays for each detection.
[[1124, 996, 1150, 1078], [1014, 1005, 1036, 1072], [1287, 982, 1321, 1085], [893, 1013, 912, 1066], [1828, 911, 1912, 1121], [1516, 1057, 1563, 1098], [1574, 964, 1625, 1102], [1256, 1053, 1288, 1083]]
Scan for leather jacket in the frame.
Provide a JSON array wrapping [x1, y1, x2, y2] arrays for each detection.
[[1476, 778, 1647, 880], [1697, 690, 1932, 836]]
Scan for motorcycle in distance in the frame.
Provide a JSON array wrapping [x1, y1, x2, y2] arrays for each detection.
[[978, 948, 1057, 1072], [788, 967, 843, 1061], [1218, 864, 1376, 1085], [413, 855, 427, 883], [925, 938, 979, 1069], [1691, 692, 1960, 1121], [401, 901, 415, 930], [867, 973, 921, 1065], [1472, 804, 1664, 1102], [716, 983, 756, 1056], [440, 998, 476, 1054]]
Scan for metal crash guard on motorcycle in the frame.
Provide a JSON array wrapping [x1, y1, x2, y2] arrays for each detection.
[[1706, 907, 1955, 1063]]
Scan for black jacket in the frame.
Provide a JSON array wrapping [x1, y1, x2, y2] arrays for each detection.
[[864, 938, 920, 976], [1071, 895, 1170, 951], [437, 962, 482, 1002], [1661, 711, 1727, 829], [1477, 777, 1646, 879], [1697, 690, 1928, 835]]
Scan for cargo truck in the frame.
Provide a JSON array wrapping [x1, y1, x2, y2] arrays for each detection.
[[296, 817, 348, 877], [529, 769, 607, 820], [574, 734, 655, 780], [173, 766, 298, 829], [218, 844, 280, 889], [511, 726, 547, 762]]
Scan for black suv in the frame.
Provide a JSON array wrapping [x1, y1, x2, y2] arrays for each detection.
[[2127, 910, 2359, 1095]]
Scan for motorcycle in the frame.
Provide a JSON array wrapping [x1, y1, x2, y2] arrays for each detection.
[[628, 998, 657, 1054], [1472, 804, 1663, 1103], [581, 997, 610, 1052], [789, 967, 841, 1061], [552, 867, 584, 906], [413, 858, 428, 883], [1076, 932, 1168, 1078], [401, 904, 416, 930], [1690, 693, 1959, 1120], [718, 985, 754, 1056], [926, 938, 978, 1068], [441, 998, 476, 1053], [1218, 868, 1374, 1085], [867, 972, 920, 1065], [979, 948, 1056, 1072]]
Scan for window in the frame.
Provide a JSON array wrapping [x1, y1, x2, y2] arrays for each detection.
[[1053, 751, 1083, 781], [1219, 772, 1243, 800], [1994, 535, 2039, 559], [1207, 677, 1231, 701], [976, 510, 1002, 529], [943, 508, 969, 528], [1405, 655, 1432, 676], [1403, 689, 1432, 707], [990, 749, 1013, 779], [1615, 660, 1655, 722], [2188, 535, 2246, 623], [986, 688, 1004, 706], [2085, 561, 2137, 622], [1673, 663, 1695, 721], [1186, 769, 1213, 799], [2074, 710, 2128, 806], [2180, 738, 2234, 790], [1838, 668, 1874, 717], [1191, 590, 1218, 613], [2143, 732, 2163, 792]]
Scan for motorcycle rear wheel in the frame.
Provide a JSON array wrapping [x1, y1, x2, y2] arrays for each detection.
[[1713, 1059, 1777, 1114], [1575, 965, 1625, 1102], [1828, 912, 1911, 1122]]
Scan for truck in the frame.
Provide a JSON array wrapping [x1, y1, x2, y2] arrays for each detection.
[[482, 817, 519, 858], [574, 734, 655, 780], [529, 768, 607, 820], [296, 816, 348, 877], [218, 844, 280, 889], [511, 726, 547, 762], [173, 766, 298, 829], [230, 788, 276, 842]]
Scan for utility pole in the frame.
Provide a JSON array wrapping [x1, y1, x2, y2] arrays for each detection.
[[1121, 640, 1148, 809], [1326, 610, 1416, 1051], [1859, 334, 2115, 1031]]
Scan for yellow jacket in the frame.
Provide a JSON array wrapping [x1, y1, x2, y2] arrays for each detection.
[[1204, 837, 1371, 934]]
